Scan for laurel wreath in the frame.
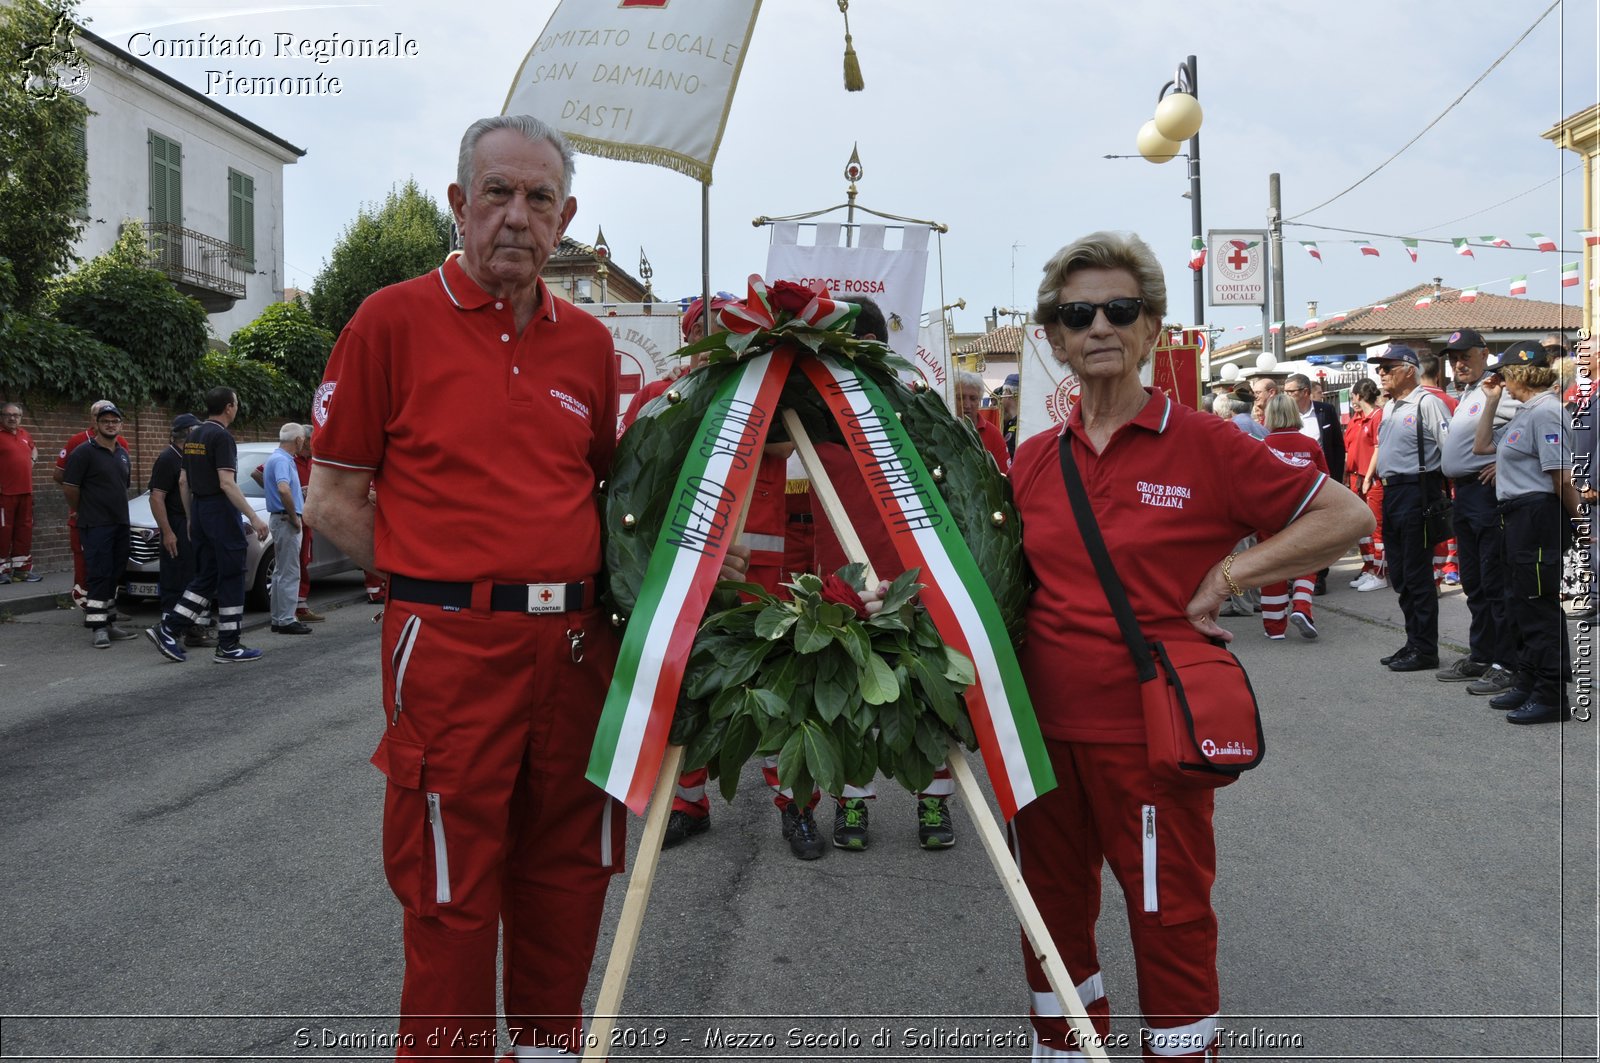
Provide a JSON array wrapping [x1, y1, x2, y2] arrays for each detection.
[[602, 312, 1024, 800]]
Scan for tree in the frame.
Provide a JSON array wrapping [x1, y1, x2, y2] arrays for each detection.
[[47, 220, 208, 403], [228, 301, 334, 415], [0, 0, 91, 312], [308, 178, 453, 336]]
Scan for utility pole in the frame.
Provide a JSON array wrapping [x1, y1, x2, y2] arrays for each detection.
[[1268, 173, 1286, 361]]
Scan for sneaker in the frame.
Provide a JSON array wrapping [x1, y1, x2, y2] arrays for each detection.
[[146, 623, 186, 663], [14, 571, 42, 583], [296, 607, 326, 623], [213, 644, 263, 663], [661, 809, 710, 849], [1265, 632, 1286, 640], [92, 628, 110, 649], [917, 796, 955, 849], [1289, 613, 1318, 640], [1506, 700, 1567, 725], [1348, 574, 1366, 588], [1354, 572, 1388, 592], [1466, 666, 1515, 696], [1436, 657, 1489, 682], [1489, 684, 1533, 711], [272, 621, 314, 635], [105, 623, 138, 641], [832, 798, 870, 851], [1443, 572, 1461, 586], [780, 803, 824, 860]]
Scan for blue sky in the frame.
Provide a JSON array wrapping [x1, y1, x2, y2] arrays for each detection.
[[81, 0, 1595, 339]]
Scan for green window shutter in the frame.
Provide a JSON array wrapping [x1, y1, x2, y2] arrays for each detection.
[[148, 131, 181, 227], [228, 169, 255, 271]]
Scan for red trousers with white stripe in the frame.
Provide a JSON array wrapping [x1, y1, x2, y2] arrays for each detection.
[[1351, 477, 1386, 580], [1259, 576, 1314, 638], [374, 600, 626, 1059], [1012, 740, 1220, 1060], [0, 492, 34, 577]]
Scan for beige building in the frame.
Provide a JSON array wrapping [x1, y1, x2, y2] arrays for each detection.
[[1542, 103, 1599, 339]]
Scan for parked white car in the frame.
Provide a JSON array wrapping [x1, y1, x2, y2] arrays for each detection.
[[121, 441, 354, 610]]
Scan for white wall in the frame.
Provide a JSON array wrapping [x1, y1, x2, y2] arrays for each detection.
[[73, 36, 300, 341]]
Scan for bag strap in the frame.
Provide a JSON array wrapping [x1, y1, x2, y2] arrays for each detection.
[[1057, 432, 1158, 682]]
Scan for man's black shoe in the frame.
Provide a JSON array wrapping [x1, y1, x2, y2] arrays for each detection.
[[661, 809, 709, 849], [272, 621, 314, 634], [1314, 575, 1328, 596], [1506, 700, 1566, 725], [1379, 645, 1413, 666], [1388, 652, 1440, 672], [780, 803, 824, 860], [1489, 686, 1533, 710]]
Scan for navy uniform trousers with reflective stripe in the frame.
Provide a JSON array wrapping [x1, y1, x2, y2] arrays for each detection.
[[163, 494, 247, 644]]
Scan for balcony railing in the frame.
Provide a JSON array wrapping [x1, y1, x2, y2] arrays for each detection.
[[146, 222, 247, 307]]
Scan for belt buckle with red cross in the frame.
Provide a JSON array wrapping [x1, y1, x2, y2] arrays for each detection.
[[525, 583, 567, 614]]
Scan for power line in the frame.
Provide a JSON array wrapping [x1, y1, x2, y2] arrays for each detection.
[[1413, 165, 1581, 234], [1285, 0, 1560, 222], [1283, 222, 1579, 256]]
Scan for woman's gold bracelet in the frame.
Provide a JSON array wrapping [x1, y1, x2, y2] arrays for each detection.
[[1221, 552, 1243, 598]]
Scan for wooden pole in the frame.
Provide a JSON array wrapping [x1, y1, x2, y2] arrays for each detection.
[[581, 742, 684, 1063], [787, 407, 1108, 1061]]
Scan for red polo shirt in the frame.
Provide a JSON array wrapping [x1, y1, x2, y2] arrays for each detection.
[[975, 417, 1011, 474], [1264, 427, 1329, 476], [313, 255, 619, 582], [1011, 390, 1327, 743], [0, 427, 34, 493]]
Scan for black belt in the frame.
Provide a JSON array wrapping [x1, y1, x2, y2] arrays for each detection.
[[788, 512, 815, 524], [1382, 473, 1440, 487], [388, 574, 594, 614], [1452, 473, 1486, 487]]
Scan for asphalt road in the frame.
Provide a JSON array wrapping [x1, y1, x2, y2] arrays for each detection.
[[0, 561, 1594, 1062]]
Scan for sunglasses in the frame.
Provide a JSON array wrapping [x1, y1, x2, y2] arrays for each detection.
[[1052, 298, 1144, 330]]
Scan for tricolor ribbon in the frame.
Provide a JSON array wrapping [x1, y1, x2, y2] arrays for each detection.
[[799, 354, 1055, 818], [587, 346, 795, 813]]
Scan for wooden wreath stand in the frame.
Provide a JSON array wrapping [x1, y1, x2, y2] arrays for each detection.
[[582, 410, 1108, 1063]]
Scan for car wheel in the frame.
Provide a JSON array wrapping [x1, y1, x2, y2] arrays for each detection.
[[248, 545, 276, 611]]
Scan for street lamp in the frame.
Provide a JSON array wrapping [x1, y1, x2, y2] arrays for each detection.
[[1136, 55, 1204, 328]]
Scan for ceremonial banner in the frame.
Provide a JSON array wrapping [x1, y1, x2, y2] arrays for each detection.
[[579, 303, 687, 436], [1017, 323, 1075, 443], [801, 354, 1055, 818], [912, 321, 950, 394], [765, 221, 932, 376], [1152, 328, 1205, 410], [503, 0, 762, 183], [588, 347, 794, 812]]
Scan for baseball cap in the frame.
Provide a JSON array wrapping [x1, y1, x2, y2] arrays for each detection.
[[1366, 344, 1420, 368], [171, 413, 202, 432], [1441, 328, 1486, 353], [1001, 372, 1020, 395], [1488, 340, 1549, 370], [89, 399, 116, 416], [681, 292, 738, 342], [96, 404, 124, 420]]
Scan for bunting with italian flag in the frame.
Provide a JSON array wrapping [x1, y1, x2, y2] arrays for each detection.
[[1563, 263, 1581, 288], [1188, 235, 1206, 271], [1452, 239, 1474, 258], [1402, 239, 1419, 263], [1530, 233, 1557, 252], [1269, 321, 1283, 334], [1480, 235, 1511, 248], [1300, 241, 1322, 262], [1581, 231, 1600, 248], [1415, 293, 1434, 308], [1509, 275, 1528, 296], [1356, 241, 1379, 257], [1459, 288, 1478, 304]]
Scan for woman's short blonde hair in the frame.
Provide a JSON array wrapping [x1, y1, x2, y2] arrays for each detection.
[[1033, 231, 1168, 328], [1264, 393, 1303, 431], [1500, 363, 1558, 391]]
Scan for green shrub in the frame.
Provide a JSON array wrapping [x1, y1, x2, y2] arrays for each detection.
[[228, 301, 333, 414], [191, 350, 287, 422], [0, 310, 137, 401]]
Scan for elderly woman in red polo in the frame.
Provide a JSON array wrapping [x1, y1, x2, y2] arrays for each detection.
[[1007, 231, 1371, 1059]]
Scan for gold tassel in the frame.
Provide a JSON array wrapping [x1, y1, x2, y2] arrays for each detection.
[[839, 0, 864, 91]]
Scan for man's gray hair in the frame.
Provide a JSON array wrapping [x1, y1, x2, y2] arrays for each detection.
[[457, 115, 575, 201], [279, 422, 303, 444], [299, 424, 313, 441], [955, 369, 985, 392], [1286, 373, 1312, 392]]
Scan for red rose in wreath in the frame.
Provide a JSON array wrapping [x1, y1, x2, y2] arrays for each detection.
[[819, 573, 870, 619], [767, 280, 816, 315]]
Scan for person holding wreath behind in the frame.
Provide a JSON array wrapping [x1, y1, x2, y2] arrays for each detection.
[[1007, 231, 1371, 1058]]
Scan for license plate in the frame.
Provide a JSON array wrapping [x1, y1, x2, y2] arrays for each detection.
[[124, 581, 158, 597]]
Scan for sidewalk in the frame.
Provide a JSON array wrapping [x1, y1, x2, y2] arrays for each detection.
[[0, 568, 369, 630]]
